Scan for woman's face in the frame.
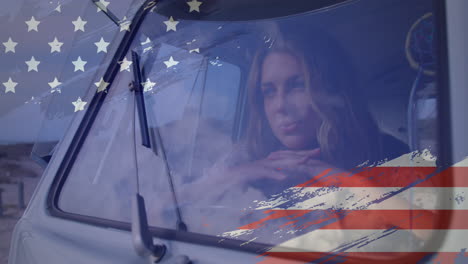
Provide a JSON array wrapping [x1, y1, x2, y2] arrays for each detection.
[[260, 52, 321, 150]]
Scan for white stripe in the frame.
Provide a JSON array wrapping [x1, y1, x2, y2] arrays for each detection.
[[262, 229, 468, 253], [376, 150, 436, 167], [453, 157, 468, 167], [253, 187, 468, 210]]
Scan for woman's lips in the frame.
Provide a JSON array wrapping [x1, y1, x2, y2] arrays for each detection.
[[279, 121, 300, 133]]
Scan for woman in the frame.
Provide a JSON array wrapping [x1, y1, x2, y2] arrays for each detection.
[[192, 24, 409, 196], [245, 24, 408, 171], [162, 24, 435, 253]]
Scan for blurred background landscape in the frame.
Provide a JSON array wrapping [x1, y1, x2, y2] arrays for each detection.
[[0, 144, 43, 263]]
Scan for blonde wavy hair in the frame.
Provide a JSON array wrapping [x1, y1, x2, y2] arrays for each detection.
[[244, 25, 383, 169]]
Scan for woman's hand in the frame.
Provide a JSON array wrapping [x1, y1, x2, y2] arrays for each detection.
[[263, 148, 343, 181], [174, 148, 335, 213], [230, 148, 326, 186], [267, 148, 321, 162]]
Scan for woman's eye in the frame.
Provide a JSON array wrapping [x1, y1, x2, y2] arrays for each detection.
[[292, 81, 305, 90], [262, 87, 275, 98]]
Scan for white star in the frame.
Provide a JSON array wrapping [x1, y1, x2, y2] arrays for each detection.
[[25, 16, 40, 32], [163, 16, 179, 32], [48, 77, 62, 93], [120, 21, 131, 32], [189, 48, 200, 53], [187, 0, 202, 13], [119, 57, 132, 72], [48, 37, 63, 53], [96, 0, 110, 12], [142, 78, 156, 92], [72, 56, 87, 72], [3, 78, 17, 93], [164, 56, 179, 68], [119, 16, 131, 32], [55, 4, 62, 13], [72, 97, 87, 112], [94, 37, 110, 53], [72, 16, 87, 32], [25, 56, 40, 72], [94, 77, 109, 92], [3, 37, 17, 53]]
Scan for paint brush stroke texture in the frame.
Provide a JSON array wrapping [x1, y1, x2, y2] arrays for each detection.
[[218, 151, 468, 263]]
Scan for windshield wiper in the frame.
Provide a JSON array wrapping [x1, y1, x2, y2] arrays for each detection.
[[129, 51, 166, 263], [131, 51, 151, 148], [130, 51, 188, 232]]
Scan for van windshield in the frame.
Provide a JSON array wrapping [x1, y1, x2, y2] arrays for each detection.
[[57, 0, 448, 257]]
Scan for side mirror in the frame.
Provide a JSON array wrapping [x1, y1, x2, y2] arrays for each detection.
[[31, 141, 58, 168]]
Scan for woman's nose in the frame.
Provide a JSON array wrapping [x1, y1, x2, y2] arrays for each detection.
[[273, 90, 289, 113]]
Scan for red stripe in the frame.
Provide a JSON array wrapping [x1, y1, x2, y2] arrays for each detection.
[[295, 167, 468, 188], [238, 210, 468, 230], [256, 252, 466, 264], [239, 210, 310, 230]]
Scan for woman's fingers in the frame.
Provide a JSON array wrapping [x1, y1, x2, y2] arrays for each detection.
[[263, 157, 336, 178], [213, 162, 287, 185], [305, 148, 321, 159], [257, 158, 308, 178], [249, 161, 287, 181], [268, 148, 321, 160], [264, 153, 315, 168]]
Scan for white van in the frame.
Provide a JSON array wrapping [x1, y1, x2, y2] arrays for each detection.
[[9, 0, 468, 263]]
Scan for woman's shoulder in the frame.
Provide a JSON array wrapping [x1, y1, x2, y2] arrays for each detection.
[[379, 133, 410, 162]]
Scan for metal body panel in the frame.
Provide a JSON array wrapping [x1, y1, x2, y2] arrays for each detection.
[[445, 0, 468, 164]]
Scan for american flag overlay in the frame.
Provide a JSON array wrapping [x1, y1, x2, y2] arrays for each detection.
[[2, 1, 467, 264], [0, 0, 143, 143], [220, 151, 468, 263]]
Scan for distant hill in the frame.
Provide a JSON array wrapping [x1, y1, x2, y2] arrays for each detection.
[[0, 143, 34, 158]]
